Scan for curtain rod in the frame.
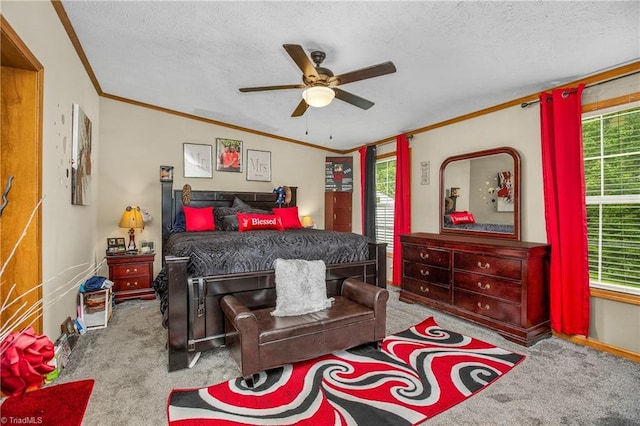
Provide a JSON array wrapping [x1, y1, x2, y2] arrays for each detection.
[[521, 70, 640, 108]]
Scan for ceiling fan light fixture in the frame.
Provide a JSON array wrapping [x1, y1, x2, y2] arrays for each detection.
[[302, 86, 335, 108]]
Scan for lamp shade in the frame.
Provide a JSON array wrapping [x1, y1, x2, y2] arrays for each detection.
[[302, 86, 335, 108], [119, 206, 144, 229], [301, 216, 314, 228]]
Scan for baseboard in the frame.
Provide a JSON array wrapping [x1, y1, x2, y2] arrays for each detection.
[[553, 332, 640, 363]]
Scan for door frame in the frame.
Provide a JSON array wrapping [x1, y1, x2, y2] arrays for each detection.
[[1, 15, 44, 334]]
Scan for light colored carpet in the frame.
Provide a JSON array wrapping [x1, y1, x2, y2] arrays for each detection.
[[56, 287, 640, 425]]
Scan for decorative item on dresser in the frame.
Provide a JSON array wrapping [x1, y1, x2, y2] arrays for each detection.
[[400, 233, 550, 346], [106, 253, 156, 303], [325, 191, 352, 232]]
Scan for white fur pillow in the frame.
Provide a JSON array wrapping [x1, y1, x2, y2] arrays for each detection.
[[271, 259, 333, 317]]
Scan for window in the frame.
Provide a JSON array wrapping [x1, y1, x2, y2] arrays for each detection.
[[583, 105, 640, 295], [375, 157, 396, 251]]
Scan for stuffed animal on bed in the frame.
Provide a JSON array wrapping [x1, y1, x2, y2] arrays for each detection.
[[274, 186, 286, 207], [273, 186, 292, 207]]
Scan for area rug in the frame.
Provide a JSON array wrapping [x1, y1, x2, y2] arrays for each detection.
[[168, 317, 524, 425], [0, 379, 94, 426]]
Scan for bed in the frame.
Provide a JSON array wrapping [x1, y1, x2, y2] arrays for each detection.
[[154, 181, 387, 371]]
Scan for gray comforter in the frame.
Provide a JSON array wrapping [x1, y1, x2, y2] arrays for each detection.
[[152, 228, 371, 314]]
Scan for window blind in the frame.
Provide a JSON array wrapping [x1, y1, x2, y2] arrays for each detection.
[[583, 106, 640, 292], [375, 158, 396, 251]]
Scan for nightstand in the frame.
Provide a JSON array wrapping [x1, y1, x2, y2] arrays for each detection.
[[106, 253, 156, 303]]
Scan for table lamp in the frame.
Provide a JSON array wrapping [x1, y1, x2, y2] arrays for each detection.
[[301, 216, 314, 228], [119, 206, 144, 252]]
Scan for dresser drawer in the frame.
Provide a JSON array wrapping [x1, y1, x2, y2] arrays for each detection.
[[454, 271, 521, 303], [454, 290, 521, 325], [111, 262, 151, 279], [404, 261, 450, 285], [454, 252, 521, 280], [402, 245, 450, 268], [114, 276, 151, 292], [403, 277, 450, 303]]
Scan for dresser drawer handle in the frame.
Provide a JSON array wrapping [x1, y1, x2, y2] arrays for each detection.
[[419, 286, 430, 293], [420, 269, 430, 276], [477, 302, 490, 310], [126, 281, 138, 288], [477, 262, 490, 269], [125, 268, 139, 273], [420, 252, 430, 260], [477, 282, 490, 290]]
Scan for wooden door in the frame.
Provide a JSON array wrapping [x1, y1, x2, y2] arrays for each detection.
[[1, 17, 44, 335]]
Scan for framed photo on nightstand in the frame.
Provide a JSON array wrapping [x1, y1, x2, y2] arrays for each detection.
[[106, 238, 126, 255]]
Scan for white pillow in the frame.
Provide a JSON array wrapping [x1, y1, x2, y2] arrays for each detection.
[[271, 259, 333, 317]]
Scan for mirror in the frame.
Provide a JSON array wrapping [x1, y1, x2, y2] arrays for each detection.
[[440, 147, 521, 240]]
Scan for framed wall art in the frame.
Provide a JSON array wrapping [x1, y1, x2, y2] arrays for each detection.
[[246, 149, 271, 181], [160, 165, 174, 182], [325, 156, 353, 192], [183, 143, 213, 178], [71, 104, 93, 205], [216, 138, 243, 172]]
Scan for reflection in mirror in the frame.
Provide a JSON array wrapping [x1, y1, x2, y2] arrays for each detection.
[[440, 147, 520, 240]]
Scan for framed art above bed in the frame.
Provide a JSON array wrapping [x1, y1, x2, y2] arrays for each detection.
[[246, 149, 271, 181], [183, 143, 213, 178]]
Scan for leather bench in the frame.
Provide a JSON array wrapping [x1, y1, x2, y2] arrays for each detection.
[[221, 277, 389, 387]]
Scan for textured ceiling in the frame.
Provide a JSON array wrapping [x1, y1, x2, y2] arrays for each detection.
[[60, 1, 639, 151]]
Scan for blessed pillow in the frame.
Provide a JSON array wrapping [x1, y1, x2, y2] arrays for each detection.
[[271, 259, 333, 317], [237, 213, 284, 232], [449, 211, 476, 225], [182, 206, 215, 231], [273, 206, 302, 229]]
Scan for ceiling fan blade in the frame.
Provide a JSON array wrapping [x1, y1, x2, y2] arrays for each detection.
[[291, 99, 309, 117], [283, 44, 317, 80], [333, 88, 374, 110], [331, 61, 396, 86], [239, 84, 305, 93]]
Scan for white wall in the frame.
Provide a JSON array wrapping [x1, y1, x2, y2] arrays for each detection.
[[97, 99, 334, 276], [2, 1, 101, 340], [409, 104, 547, 243]]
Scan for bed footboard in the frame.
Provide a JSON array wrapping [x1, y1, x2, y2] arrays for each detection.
[[166, 241, 387, 372]]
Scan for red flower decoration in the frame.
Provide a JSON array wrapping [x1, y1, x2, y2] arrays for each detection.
[[1, 327, 55, 396]]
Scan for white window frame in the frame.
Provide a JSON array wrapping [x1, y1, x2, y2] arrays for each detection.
[[375, 156, 396, 252], [583, 101, 640, 296]]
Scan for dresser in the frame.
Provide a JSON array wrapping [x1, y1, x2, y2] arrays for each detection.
[[400, 233, 550, 346], [325, 191, 352, 232], [106, 254, 156, 303]]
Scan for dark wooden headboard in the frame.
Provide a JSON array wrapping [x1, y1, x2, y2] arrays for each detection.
[[160, 181, 297, 258]]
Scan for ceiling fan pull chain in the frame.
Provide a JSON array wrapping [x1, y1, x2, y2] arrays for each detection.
[[329, 110, 333, 140]]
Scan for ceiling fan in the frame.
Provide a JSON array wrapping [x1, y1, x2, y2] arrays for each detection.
[[239, 44, 396, 117]]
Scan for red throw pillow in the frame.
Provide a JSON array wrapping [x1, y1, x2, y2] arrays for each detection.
[[237, 213, 284, 232], [182, 206, 215, 231], [449, 211, 476, 225], [273, 207, 302, 229]]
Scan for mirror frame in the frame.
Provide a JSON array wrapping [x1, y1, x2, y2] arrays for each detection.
[[439, 146, 521, 240]]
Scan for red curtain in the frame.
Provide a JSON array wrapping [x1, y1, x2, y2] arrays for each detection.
[[540, 84, 590, 336], [393, 134, 411, 286], [359, 146, 366, 231]]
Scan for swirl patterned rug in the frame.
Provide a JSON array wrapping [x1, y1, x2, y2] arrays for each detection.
[[167, 317, 524, 425]]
